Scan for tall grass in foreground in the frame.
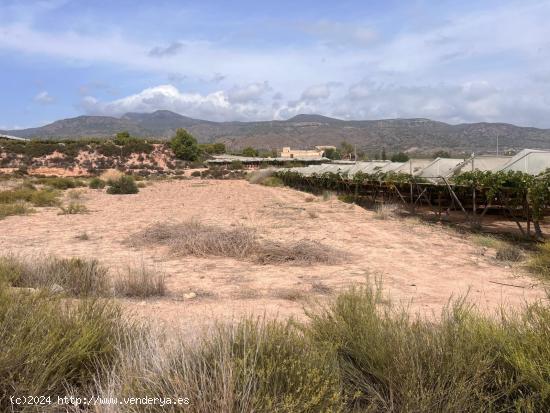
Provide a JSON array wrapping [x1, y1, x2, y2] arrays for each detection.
[[98, 319, 341, 413], [2, 277, 550, 412], [0, 285, 123, 412], [306, 284, 550, 412]]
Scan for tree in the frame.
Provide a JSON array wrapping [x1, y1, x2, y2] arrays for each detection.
[[324, 148, 341, 160], [199, 143, 226, 155], [114, 131, 132, 146], [242, 147, 259, 157], [390, 152, 409, 162], [212, 143, 226, 154], [171, 129, 200, 161], [340, 141, 354, 159], [381, 148, 387, 160]]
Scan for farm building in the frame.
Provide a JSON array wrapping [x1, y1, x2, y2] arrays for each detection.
[[280, 146, 329, 159]]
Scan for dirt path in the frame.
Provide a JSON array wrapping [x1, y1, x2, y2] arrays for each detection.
[[0, 179, 545, 334]]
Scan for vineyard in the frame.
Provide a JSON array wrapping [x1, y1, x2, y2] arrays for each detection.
[[276, 167, 550, 239]]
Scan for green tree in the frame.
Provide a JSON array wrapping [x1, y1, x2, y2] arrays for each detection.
[[242, 147, 259, 157], [198, 143, 226, 155], [390, 152, 410, 162], [212, 143, 226, 154], [324, 148, 341, 160], [114, 131, 132, 146], [340, 141, 354, 159], [170, 129, 200, 161]]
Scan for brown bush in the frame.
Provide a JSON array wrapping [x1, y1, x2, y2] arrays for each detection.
[[129, 221, 344, 265], [114, 263, 166, 298], [255, 240, 343, 265], [129, 221, 258, 259]]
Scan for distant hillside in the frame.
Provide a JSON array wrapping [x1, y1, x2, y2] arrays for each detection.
[[3, 110, 550, 154]]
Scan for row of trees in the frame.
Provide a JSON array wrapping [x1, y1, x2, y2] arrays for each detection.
[[167, 129, 454, 162]]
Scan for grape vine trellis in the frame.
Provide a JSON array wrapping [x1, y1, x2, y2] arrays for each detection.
[[276, 169, 550, 239]]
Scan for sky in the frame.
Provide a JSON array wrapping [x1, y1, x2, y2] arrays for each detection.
[[1, 0, 550, 129]]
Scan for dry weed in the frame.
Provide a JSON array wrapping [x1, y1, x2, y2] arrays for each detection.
[[130, 221, 344, 266], [129, 221, 258, 259], [374, 203, 399, 220], [255, 240, 343, 265], [114, 263, 166, 298]]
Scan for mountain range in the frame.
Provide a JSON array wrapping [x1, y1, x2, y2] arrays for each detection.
[[3, 110, 550, 154]]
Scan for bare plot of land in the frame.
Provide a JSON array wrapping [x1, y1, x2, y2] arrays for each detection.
[[0, 179, 545, 334]]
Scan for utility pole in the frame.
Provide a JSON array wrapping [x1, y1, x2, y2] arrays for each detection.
[[496, 135, 499, 156]]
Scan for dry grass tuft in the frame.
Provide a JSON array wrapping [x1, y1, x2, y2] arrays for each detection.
[[255, 240, 343, 265], [311, 281, 332, 295], [304, 195, 316, 202], [67, 189, 84, 200], [495, 243, 523, 262], [59, 202, 88, 215], [130, 221, 258, 259], [130, 221, 344, 266], [114, 263, 166, 298], [233, 287, 262, 299], [308, 210, 319, 219], [0, 254, 109, 297], [75, 232, 90, 241], [373, 203, 399, 220], [273, 287, 305, 301]]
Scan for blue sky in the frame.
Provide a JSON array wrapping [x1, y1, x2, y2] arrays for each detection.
[[1, 0, 550, 129]]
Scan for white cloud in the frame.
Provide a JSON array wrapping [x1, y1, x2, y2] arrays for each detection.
[[4, 1, 550, 126], [301, 84, 332, 101], [81, 84, 277, 121], [34, 91, 54, 104], [227, 81, 271, 103]]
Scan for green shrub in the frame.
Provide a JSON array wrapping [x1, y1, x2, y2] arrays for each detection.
[[97, 142, 121, 157], [0, 285, 123, 412], [229, 160, 244, 170], [0, 203, 32, 220], [29, 189, 60, 206], [106, 176, 139, 195], [337, 194, 355, 204], [36, 177, 86, 190], [0, 188, 35, 204], [307, 282, 550, 412], [0, 187, 59, 207], [260, 176, 284, 187], [528, 242, 550, 280], [89, 177, 106, 189]]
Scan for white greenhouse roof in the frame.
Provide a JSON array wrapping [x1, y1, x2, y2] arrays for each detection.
[[498, 149, 550, 175]]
